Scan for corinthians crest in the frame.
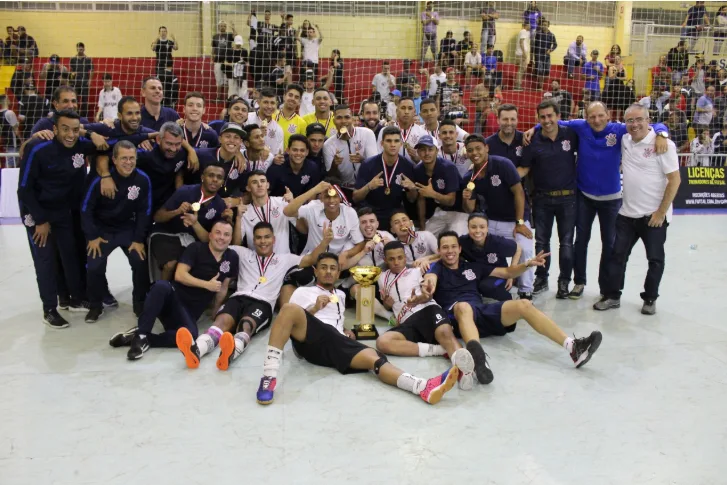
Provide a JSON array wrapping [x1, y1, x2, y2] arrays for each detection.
[[72, 153, 85, 169]]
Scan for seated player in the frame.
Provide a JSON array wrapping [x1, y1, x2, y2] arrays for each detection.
[[241, 170, 292, 254], [375, 241, 476, 390], [255, 252, 460, 406], [109, 220, 238, 360], [266, 133, 322, 198], [150, 163, 227, 280], [389, 209, 438, 271], [421, 231, 602, 384], [412, 134, 468, 236], [81, 141, 152, 322], [460, 213, 522, 301], [175, 220, 333, 370]]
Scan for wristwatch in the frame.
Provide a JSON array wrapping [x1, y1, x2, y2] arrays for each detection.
[[516, 219, 525, 225], [657, 131, 668, 138]]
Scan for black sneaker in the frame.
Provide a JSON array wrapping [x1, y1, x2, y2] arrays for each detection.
[[533, 277, 549, 295], [109, 327, 138, 347], [556, 281, 570, 299], [568, 284, 585, 300], [570, 331, 603, 368], [518, 292, 533, 300], [466, 340, 494, 384], [103, 294, 119, 308], [43, 308, 70, 329], [58, 297, 70, 310], [593, 296, 620, 311], [85, 307, 104, 323], [641, 300, 656, 315], [128, 334, 150, 360], [133, 300, 145, 318], [66, 299, 90, 313]]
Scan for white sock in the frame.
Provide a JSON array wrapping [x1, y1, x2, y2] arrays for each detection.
[[563, 337, 574, 353], [396, 372, 427, 395], [263, 345, 283, 378], [196, 334, 214, 357], [374, 299, 393, 320], [418, 342, 446, 357], [232, 331, 251, 361]]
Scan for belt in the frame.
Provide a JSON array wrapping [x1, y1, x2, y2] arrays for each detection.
[[541, 189, 575, 197]]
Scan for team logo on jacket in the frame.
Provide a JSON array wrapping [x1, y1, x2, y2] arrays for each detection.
[[220, 260, 230, 273], [436, 179, 445, 190], [643, 147, 654, 158], [199, 140, 209, 148], [301, 174, 310, 184], [229, 168, 239, 180], [205, 208, 217, 219], [487, 253, 498, 264], [463, 269, 476, 281], [72, 153, 85, 169], [23, 214, 35, 227], [562, 140, 571, 152], [174, 160, 184, 172], [605, 133, 617, 147], [490, 174, 501, 187], [515, 146, 523, 157], [128, 186, 140, 200]]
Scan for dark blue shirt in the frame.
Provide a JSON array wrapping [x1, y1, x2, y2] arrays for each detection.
[[183, 148, 241, 197], [81, 169, 152, 243], [140, 105, 180, 131], [153, 184, 226, 237], [486, 131, 525, 167], [84, 120, 156, 149], [427, 260, 496, 308], [18, 137, 96, 224], [183, 125, 219, 149], [266, 157, 322, 197], [686, 5, 707, 26], [355, 154, 416, 223], [463, 155, 529, 222], [521, 126, 579, 193], [459, 234, 517, 268], [413, 157, 461, 217], [208, 119, 225, 134], [31, 115, 90, 135], [174, 242, 239, 322], [136, 145, 188, 213]]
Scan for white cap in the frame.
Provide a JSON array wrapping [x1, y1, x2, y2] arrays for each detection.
[[234, 35, 244, 46]]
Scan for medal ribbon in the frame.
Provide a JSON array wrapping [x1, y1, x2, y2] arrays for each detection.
[[183, 123, 203, 147], [257, 253, 275, 280], [198, 189, 215, 206], [381, 157, 399, 193], [470, 159, 489, 183], [383, 268, 408, 298], [251, 198, 271, 223], [406, 226, 417, 244], [331, 184, 351, 207]]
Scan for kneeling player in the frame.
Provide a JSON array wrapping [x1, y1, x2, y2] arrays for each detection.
[[420, 231, 602, 384], [375, 241, 476, 390], [256, 253, 460, 406]]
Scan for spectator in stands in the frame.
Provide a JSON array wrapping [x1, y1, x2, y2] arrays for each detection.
[[705, 60, 720, 89], [612, 55, 626, 80], [602, 66, 626, 120], [471, 79, 490, 135], [711, 121, 727, 166], [299, 70, 316, 116], [533, 19, 556, 89], [573, 88, 592, 119], [523, 1, 542, 48], [212, 21, 236, 102], [666, 109, 689, 153], [564, 35, 587, 79], [666, 40, 689, 84], [439, 31, 456, 70], [17, 84, 47, 140], [397, 59, 418, 98], [10, 26, 37, 61], [424, 64, 446, 99], [70, 42, 93, 119], [441, 91, 468, 127], [714, 6, 727, 55], [4, 26, 17, 63], [639, 88, 671, 123], [713, 83, 727, 126], [298, 23, 323, 79], [329, 49, 345, 104], [681, 1, 710, 52], [693, 84, 716, 132], [691, 127, 713, 165], [279, 14, 297, 68], [483, 95, 500, 138], [483, 44, 498, 87], [456, 31, 474, 73], [372, 61, 396, 103], [226, 36, 249, 100], [688, 57, 707, 116], [677, 79, 694, 120], [551, 80, 573, 121], [652, 55, 672, 92], [10, 56, 35, 94], [40, 54, 68, 103], [264, 55, 290, 99], [464, 44, 483, 87], [254, 11, 276, 81], [0, 96, 19, 164], [582, 50, 604, 101], [421, 1, 439, 63], [514, 20, 530, 91], [96, 73, 122, 122], [435, 67, 462, 111], [412, 83, 423, 117], [480, 3, 498, 54], [151, 26, 177, 74], [604, 44, 621, 67], [386, 90, 400, 122]]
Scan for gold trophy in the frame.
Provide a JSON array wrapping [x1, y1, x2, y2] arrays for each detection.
[[350, 266, 382, 340]]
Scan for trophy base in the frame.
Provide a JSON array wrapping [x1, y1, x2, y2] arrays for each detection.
[[353, 324, 379, 340]]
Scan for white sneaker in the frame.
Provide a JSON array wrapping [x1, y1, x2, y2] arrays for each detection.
[[451, 348, 475, 390], [458, 371, 475, 391]]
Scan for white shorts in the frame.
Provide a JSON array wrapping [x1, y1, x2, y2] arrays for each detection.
[[213, 63, 226, 87]]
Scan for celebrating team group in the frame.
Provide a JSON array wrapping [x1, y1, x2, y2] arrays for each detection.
[[18, 75, 681, 406]]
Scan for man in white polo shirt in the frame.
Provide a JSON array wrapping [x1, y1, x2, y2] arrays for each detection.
[[594, 104, 681, 315], [323, 103, 378, 187]]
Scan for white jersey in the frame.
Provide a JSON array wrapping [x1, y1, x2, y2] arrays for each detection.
[[98, 87, 122, 121], [379, 268, 439, 323], [300, 91, 315, 116], [246, 112, 284, 155], [230, 246, 301, 307], [377, 122, 430, 163], [424, 122, 469, 145], [441, 142, 471, 177], [428, 72, 446, 98], [323, 127, 379, 187], [398, 231, 438, 265], [340, 230, 394, 288], [242, 196, 293, 254], [298, 200, 364, 254], [290, 285, 346, 334]]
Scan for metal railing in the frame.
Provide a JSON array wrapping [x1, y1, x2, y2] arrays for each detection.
[[678, 153, 727, 167]]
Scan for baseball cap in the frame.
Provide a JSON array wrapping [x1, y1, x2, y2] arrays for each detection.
[[446, 67, 455, 74], [391, 89, 402, 97], [234, 35, 244, 46], [220, 122, 246, 138], [414, 135, 437, 149], [306, 122, 327, 137], [304, 69, 315, 80]]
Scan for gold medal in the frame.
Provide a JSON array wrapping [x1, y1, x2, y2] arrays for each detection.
[[385, 188, 391, 195], [259, 276, 267, 283], [327, 188, 337, 197], [261, 119, 268, 128], [191, 202, 201, 212], [373, 234, 382, 243], [466, 182, 475, 191], [339, 127, 347, 135], [329, 295, 339, 304]]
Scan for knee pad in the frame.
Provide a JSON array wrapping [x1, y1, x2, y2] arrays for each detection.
[[373, 353, 388, 375]]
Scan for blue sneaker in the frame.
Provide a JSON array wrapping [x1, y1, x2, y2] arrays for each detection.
[[419, 366, 459, 405], [103, 294, 119, 308], [257, 376, 277, 405]]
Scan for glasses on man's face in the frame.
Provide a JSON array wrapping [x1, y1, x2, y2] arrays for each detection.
[[625, 117, 648, 124]]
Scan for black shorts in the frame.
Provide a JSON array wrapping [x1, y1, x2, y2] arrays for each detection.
[[283, 265, 316, 288], [292, 311, 370, 374], [386, 304, 450, 344], [447, 300, 515, 338], [216, 294, 273, 334], [150, 233, 185, 267]]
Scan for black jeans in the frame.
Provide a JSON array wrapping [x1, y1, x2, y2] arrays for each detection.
[[532, 194, 576, 283], [604, 214, 668, 302]]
